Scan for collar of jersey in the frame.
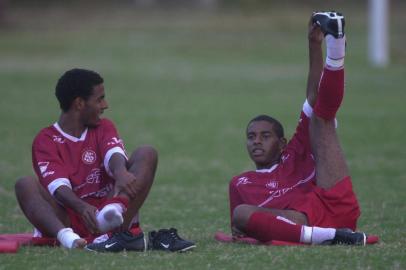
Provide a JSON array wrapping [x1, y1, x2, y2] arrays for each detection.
[[255, 163, 279, 174], [53, 122, 88, 142]]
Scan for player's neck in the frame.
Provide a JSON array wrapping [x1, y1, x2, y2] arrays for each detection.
[[255, 159, 280, 170], [58, 113, 87, 138]]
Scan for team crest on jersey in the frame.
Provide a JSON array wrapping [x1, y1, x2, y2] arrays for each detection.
[[82, 149, 97, 165], [266, 180, 278, 189]]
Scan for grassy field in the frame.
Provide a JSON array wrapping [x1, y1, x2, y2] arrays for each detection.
[[0, 2, 405, 269]]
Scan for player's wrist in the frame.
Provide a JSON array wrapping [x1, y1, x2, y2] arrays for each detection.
[[73, 200, 94, 216], [54, 186, 85, 212], [112, 166, 128, 179]]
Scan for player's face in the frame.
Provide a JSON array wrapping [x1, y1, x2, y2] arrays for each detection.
[[82, 84, 108, 127], [246, 120, 286, 169]]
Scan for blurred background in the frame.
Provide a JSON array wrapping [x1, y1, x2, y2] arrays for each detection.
[[0, 0, 405, 68]]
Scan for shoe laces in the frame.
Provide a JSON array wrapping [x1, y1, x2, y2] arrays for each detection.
[[168, 228, 182, 240], [335, 231, 359, 244], [158, 228, 182, 243]]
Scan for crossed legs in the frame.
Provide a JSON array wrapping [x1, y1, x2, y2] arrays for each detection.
[[15, 145, 158, 246]]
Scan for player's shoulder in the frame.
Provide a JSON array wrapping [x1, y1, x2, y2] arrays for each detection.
[[33, 124, 57, 142], [97, 118, 118, 130], [231, 170, 256, 180], [99, 117, 114, 125], [32, 124, 63, 150]]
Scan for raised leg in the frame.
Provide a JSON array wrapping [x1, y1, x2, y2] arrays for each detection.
[[310, 115, 349, 189], [311, 67, 349, 189]]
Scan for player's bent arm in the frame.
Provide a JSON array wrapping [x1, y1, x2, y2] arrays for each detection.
[[54, 185, 98, 233], [108, 152, 128, 176], [109, 153, 137, 199]]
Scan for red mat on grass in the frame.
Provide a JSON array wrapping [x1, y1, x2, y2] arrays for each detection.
[[215, 231, 379, 246], [0, 226, 143, 253], [0, 233, 57, 253]]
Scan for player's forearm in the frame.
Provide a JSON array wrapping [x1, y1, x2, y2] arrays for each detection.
[[109, 153, 128, 180], [54, 185, 89, 213], [306, 41, 323, 107]]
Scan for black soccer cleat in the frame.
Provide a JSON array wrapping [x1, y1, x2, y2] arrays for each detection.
[[148, 228, 196, 252], [85, 231, 147, 252], [312, 11, 345, 38], [324, 228, 367, 246]]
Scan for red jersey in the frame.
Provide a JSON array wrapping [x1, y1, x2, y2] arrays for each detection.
[[32, 118, 127, 205], [229, 101, 317, 215]]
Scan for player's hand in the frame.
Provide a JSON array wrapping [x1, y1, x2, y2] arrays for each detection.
[[308, 14, 324, 45], [114, 169, 137, 199], [78, 203, 99, 234], [54, 186, 99, 234]]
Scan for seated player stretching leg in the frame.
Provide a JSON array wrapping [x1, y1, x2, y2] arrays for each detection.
[[15, 69, 195, 252], [229, 12, 367, 245]]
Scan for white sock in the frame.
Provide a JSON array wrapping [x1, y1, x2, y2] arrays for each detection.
[[300, 226, 337, 244], [326, 34, 346, 68], [311, 226, 337, 244], [57, 228, 81, 249], [300, 226, 313, 243], [96, 203, 124, 233]]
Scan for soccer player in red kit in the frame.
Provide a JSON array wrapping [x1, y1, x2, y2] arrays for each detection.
[[15, 69, 195, 252], [229, 12, 367, 245]]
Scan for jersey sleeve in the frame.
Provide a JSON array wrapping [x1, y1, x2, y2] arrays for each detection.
[[229, 176, 244, 222], [285, 100, 313, 155], [32, 132, 72, 196], [99, 119, 128, 177]]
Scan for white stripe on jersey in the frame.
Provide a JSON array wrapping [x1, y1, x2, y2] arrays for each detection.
[[53, 122, 88, 142], [48, 177, 72, 195], [258, 169, 315, 207], [256, 163, 279, 174], [104, 146, 128, 177]]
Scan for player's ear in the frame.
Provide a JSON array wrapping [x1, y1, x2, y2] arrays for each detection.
[[72, 97, 85, 111], [279, 137, 287, 151]]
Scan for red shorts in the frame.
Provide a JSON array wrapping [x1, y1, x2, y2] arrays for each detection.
[[290, 176, 360, 230]]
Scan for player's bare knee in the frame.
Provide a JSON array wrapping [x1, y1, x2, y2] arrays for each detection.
[[142, 145, 158, 165], [233, 204, 254, 229], [310, 115, 336, 132], [132, 145, 158, 165], [15, 176, 36, 194]]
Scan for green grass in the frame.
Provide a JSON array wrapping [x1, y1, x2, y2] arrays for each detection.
[[1, 3, 405, 269]]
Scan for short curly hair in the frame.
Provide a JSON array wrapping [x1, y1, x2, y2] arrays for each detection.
[[55, 68, 104, 112], [247, 114, 284, 138]]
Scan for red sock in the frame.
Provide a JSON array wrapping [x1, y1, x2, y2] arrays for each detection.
[[245, 212, 302, 243], [129, 223, 142, 235], [314, 68, 345, 120]]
